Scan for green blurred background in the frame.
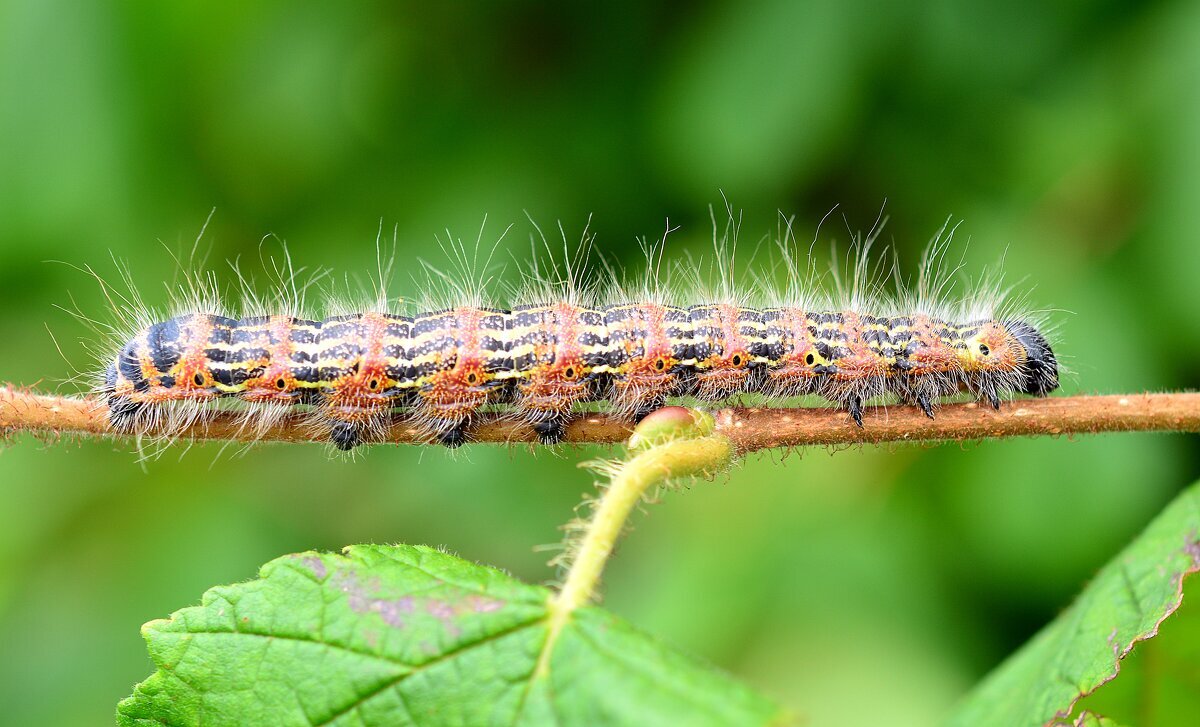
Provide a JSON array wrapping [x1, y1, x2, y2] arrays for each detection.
[[2, 2, 1199, 725]]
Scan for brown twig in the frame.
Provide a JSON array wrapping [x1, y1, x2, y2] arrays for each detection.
[[1, 385, 1197, 453]]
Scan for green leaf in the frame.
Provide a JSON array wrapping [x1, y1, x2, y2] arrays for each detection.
[[946, 480, 1200, 727], [1073, 583, 1200, 726], [117, 544, 784, 727]]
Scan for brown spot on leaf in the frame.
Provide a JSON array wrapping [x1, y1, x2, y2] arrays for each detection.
[[332, 569, 492, 632], [333, 569, 369, 613], [466, 595, 505, 613], [374, 599, 408, 628], [1184, 532, 1200, 567], [332, 569, 410, 627], [426, 599, 454, 619], [426, 599, 463, 638]]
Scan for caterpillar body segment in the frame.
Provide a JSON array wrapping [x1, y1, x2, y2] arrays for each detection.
[[757, 306, 832, 399], [405, 306, 510, 448], [813, 311, 895, 427], [102, 302, 1059, 449], [507, 302, 609, 444], [602, 303, 694, 424], [314, 311, 414, 450], [892, 313, 963, 418], [686, 303, 763, 402]]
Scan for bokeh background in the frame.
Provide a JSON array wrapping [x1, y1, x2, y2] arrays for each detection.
[[2, 2, 1199, 725]]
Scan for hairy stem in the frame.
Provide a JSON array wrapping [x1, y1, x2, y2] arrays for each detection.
[[3, 387, 1198, 452], [535, 415, 734, 677]]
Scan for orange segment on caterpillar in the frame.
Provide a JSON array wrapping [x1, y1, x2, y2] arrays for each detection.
[[92, 215, 1061, 451]]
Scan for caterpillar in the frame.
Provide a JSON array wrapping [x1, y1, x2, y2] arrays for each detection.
[[95, 219, 1060, 451]]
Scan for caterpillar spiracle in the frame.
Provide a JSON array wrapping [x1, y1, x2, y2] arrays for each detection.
[[95, 220, 1060, 451]]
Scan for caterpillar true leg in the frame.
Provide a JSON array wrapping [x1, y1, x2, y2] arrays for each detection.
[[916, 392, 936, 419], [847, 395, 865, 428]]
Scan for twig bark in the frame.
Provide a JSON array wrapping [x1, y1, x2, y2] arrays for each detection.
[[2, 386, 1198, 453]]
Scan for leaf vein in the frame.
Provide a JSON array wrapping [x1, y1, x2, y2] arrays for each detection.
[[310, 617, 546, 726]]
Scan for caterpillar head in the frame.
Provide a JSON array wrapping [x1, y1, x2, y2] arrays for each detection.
[[959, 320, 1059, 397], [1002, 319, 1059, 396]]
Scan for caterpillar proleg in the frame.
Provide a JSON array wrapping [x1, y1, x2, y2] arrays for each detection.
[[94, 217, 1060, 451]]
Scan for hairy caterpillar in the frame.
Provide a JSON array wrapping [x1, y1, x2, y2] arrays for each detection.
[[94, 218, 1060, 451]]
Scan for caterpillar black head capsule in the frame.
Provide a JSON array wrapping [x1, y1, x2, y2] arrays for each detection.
[[1003, 320, 1060, 397]]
